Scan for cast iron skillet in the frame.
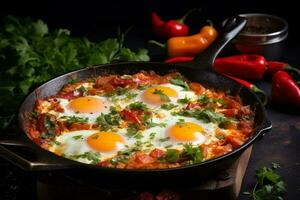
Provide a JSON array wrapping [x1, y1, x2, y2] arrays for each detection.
[[0, 16, 272, 187]]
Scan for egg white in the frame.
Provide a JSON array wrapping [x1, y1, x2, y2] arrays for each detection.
[[50, 129, 132, 163]]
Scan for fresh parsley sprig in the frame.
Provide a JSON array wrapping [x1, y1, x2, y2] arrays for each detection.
[[244, 163, 287, 200], [0, 16, 149, 130]]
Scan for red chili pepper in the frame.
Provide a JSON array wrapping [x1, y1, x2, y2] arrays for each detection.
[[271, 71, 300, 108], [213, 54, 267, 81], [151, 9, 199, 39], [223, 74, 268, 105], [165, 56, 194, 63], [266, 61, 300, 77]]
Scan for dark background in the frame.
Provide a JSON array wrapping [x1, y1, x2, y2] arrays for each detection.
[[0, 1, 300, 200], [1, 0, 299, 46]]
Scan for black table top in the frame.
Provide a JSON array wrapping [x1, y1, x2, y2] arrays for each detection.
[[0, 22, 299, 200]]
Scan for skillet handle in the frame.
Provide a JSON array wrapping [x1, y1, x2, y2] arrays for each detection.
[[181, 16, 247, 69], [258, 117, 272, 138], [0, 135, 77, 171]]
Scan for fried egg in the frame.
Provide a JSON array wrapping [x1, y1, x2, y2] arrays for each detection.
[[137, 83, 197, 108], [133, 116, 218, 152], [56, 96, 111, 123], [51, 130, 128, 163]]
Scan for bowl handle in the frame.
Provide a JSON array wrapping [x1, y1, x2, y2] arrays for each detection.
[[180, 16, 247, 70], [0, 135, 77, 171]]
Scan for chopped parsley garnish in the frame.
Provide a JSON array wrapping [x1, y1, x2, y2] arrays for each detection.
[[216, 135, 225, 140], [110, 156, 129, 165], [126, 123, 140, 137], [128, 101, 148, 111], [72, 135, 83, 140], [104, 87, 128, 97], [133, 133, 144, 139], [145, 120, 167, 129], [183, 143, 203, 163], [67, 152, 101, 164], [243, 115, 252, 120], [40, 115, 56, 139], [125, 92, 138, 100], [198, 94, 210, 104], [159, 137, 170, 142], [175, 108, 230, 125], [96, 106, 121, 131], [47, 140, 61, 146], [159, 149, 180, 163], [78, 86, 87, 96], [137, 85, 147, 90], [149, 132, 157, 140], [153, 89, 170, 102], [198, 95, 226, 106], [160, 103, 178, 110], [164, 144, 173, 148], [60, 116, 88, 124], [31, 111, 38, 119], [177, 97, 191, 104], [170, 76, 190, 90], [176, 119, 185, 127]]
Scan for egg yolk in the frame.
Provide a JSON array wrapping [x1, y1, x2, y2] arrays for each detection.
[[168, 122, 204, 142], [69, 96, 104, 113], [87, 132, 125, 152], [142, 86, 177, 105]]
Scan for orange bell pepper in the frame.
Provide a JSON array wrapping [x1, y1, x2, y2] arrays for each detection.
[[167, 24, 217, 57]]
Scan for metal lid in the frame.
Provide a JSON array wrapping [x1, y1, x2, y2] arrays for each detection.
[[235, 13, 288, 45]]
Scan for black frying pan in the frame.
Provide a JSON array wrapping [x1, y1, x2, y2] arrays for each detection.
[[0, 16, 272, 187]]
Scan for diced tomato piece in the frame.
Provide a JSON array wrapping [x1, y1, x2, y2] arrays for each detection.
[[98, 160, 112, 167], [102, 84, 114, 93], [225, 136, 244, 148], [219, 108, 239, 117], [225, 130, 246, 148], [186, 103, 201, 110], [53, 104, 64, 113], [34, 99, 44, 111], [149, 149, 166, 158], [238, 120, 254, 137], [121, 109, 141, 124], [37, 113, 46, 133], [189, 82, 205, 95], [135, 152, 155, 164], [212, 144, 233, 156], [68, 123, 93, 131], [87, 88, 102, 95], [224, 96, 241, 109], [57, 91, 80, 100], [95, 75, 116, 88], [110, 77, 134, 87]]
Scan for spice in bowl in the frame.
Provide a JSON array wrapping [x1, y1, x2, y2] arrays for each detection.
[[233, 13, 288, 60]]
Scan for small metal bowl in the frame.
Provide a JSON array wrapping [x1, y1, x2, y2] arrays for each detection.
[[232, 13, 288, 60]]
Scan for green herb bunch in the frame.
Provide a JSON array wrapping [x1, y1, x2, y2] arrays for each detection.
[[0, 16, 149, 130]]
